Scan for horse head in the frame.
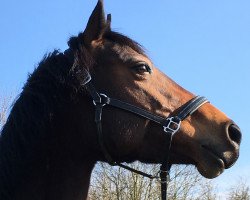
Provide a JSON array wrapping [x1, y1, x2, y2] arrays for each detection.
[[68, 0, 241, 179], [0, 1, 242, 199]]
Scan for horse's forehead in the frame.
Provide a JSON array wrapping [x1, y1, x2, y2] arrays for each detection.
[[102, 42, 151, 65]]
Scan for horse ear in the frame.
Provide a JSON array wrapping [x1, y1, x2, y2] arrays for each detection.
[[83, 0, 106, 46], [106, 14, 111, 31]]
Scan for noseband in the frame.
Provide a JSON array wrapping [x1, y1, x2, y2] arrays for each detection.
[[64, 49, 208, 200]]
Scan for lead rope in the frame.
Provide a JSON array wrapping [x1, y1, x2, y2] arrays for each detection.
[[160, 133, 173, 200], [160, 165, 171, 200]]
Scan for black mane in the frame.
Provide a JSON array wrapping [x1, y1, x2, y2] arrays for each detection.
[[0, 50, 90, 198]]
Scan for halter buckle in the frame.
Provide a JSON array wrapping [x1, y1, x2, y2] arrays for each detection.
[[163, 117, 181, 135]]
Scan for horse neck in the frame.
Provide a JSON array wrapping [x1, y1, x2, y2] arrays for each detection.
[[14, 159, 95, 200], [0, 151, 95, 200], [0, 95, 96, 200], [0, 52, 99, 199]]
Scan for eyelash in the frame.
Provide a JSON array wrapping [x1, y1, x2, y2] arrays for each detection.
[[132, 64, 152, 74]]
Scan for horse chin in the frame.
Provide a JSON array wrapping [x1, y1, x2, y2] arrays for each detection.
[[196, 147, 226, 179], [197, 158, 225, 179], [171, 147, 225, 179]]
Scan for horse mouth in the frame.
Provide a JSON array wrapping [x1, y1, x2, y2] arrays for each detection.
[[201, 145, 226, 163], [197, 145, 226, 179]]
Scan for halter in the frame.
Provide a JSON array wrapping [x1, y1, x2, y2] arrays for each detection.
[[64, 49, 209, 200], [85, 81, 208, 200]]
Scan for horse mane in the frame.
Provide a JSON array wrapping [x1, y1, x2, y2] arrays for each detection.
[[0, 30, 144, 198], [0, 50, 91, 197]]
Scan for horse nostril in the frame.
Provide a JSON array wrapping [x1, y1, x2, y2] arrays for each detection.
[[228, 124, 242, 145]]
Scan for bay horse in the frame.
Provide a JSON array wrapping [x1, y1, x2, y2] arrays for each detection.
[[0, 1, 241, 200]]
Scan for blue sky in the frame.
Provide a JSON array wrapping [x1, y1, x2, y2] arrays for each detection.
[[1, 0, 249, 192]]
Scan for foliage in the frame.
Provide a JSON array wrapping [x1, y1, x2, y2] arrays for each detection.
[[0, 95, 13, 129], [89, 162, 217, 200], [89, 162, 250, 200], [227, 179, 250, 200]]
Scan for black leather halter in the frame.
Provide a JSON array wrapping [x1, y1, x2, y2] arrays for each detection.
[[85, 81, 208, 200], [64, 48, 208, 200]]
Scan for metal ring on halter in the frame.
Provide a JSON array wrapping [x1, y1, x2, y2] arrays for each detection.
[[163, 117, 181, 135], [93, 93, 109, 106]]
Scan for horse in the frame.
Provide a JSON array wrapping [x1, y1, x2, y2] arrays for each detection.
[[0, 1, 241, 200]]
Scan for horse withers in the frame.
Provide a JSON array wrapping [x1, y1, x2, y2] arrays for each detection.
[[0, 1, 241, 200]]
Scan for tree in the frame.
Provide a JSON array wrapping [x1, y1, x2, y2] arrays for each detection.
[[0, 95, 13, 129], [227, 179, 250, 200], [89, 162, 217, 200], [89, 162, 160, 200]]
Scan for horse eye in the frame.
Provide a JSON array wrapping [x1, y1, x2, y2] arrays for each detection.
[[133, 64, 152, 74]]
